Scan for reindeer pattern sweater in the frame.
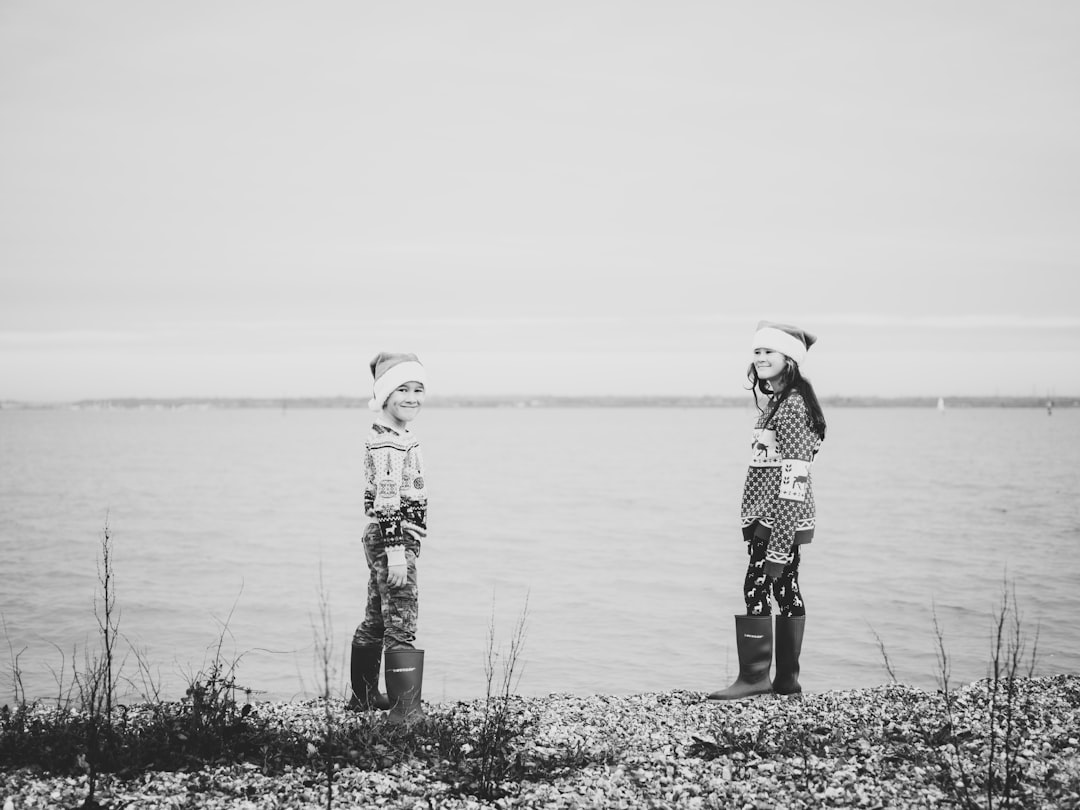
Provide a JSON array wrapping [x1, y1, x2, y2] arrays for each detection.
[[740, 390, 822, 571], [364, 422, 428, 553]]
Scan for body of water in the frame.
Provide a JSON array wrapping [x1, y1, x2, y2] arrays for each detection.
[[1, 405, 1077, 704]]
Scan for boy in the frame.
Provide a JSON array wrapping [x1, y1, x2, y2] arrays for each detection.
[[349, 352, 428, 723]]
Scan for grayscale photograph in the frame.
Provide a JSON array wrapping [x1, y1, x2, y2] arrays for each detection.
[[2, 2, 1078, 807]]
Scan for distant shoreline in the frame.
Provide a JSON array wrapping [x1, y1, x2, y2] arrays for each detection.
[[1, 394, 1074, 410]]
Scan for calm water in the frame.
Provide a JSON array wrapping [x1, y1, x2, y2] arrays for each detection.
[[1, 405, 1078, 705]]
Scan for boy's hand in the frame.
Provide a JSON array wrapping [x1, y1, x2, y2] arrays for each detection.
[[385, 544, 409, 587], [401, 521, 427, 541]]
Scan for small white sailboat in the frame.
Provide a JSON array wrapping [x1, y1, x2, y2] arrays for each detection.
[[937, 397, 946, 413]]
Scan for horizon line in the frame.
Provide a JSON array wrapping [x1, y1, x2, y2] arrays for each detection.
[[1, 393, 1072, 410]]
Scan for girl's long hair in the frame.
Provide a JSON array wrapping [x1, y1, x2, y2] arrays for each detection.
[[747, 360, 827, 440]]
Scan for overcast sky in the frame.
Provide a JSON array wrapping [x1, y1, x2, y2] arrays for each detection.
[[2, 1, 1078, 401]]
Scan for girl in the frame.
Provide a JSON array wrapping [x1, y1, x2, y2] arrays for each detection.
[[708, 321, 827, 700]]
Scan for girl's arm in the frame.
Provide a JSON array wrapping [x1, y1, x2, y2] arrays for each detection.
[[765, 393, 817, 577]]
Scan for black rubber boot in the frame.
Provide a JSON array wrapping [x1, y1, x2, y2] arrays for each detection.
[[772, 615, 805, 696], [347, 642, 390, 711], [384, 648, 426, 724], [706, 615, 774, 701]]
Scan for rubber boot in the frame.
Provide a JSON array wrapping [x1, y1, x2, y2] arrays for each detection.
[[347, 642, 390, 711], [706, 615, 773, 701], [772, 615, 805, 696], [384, 648, 426, 724]]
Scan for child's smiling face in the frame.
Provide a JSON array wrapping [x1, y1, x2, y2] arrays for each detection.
[[383, 382, 426, 427], [753, 347, 787, 382]]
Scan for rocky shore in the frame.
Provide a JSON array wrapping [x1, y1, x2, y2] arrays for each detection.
[[3, 674, 1078, 809]]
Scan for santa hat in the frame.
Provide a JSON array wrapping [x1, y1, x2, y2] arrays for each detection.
[[368, 352, 427, 411], [751, 321, 817, 366]]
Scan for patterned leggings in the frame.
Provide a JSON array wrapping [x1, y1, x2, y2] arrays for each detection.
[[743, 535, 806, 617]]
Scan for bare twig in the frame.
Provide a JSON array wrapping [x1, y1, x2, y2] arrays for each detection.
[[311, 563, 337, 810], [475, 592, 531, 799], [867, 622, 898, 684], [2, 615, 27, 707]]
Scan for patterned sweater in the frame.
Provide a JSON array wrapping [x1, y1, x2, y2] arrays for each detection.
[[364, 422, 428, 552], [740, 390, 822, 571]]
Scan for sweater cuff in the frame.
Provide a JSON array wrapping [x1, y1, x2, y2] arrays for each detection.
[[385, 545, 407, 567]]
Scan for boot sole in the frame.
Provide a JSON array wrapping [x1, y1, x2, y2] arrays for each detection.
[[706, 687, 773, 701]]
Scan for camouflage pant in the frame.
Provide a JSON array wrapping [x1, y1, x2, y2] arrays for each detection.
[[743, 532, 805, 618], [352, 523, 419, 650]]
